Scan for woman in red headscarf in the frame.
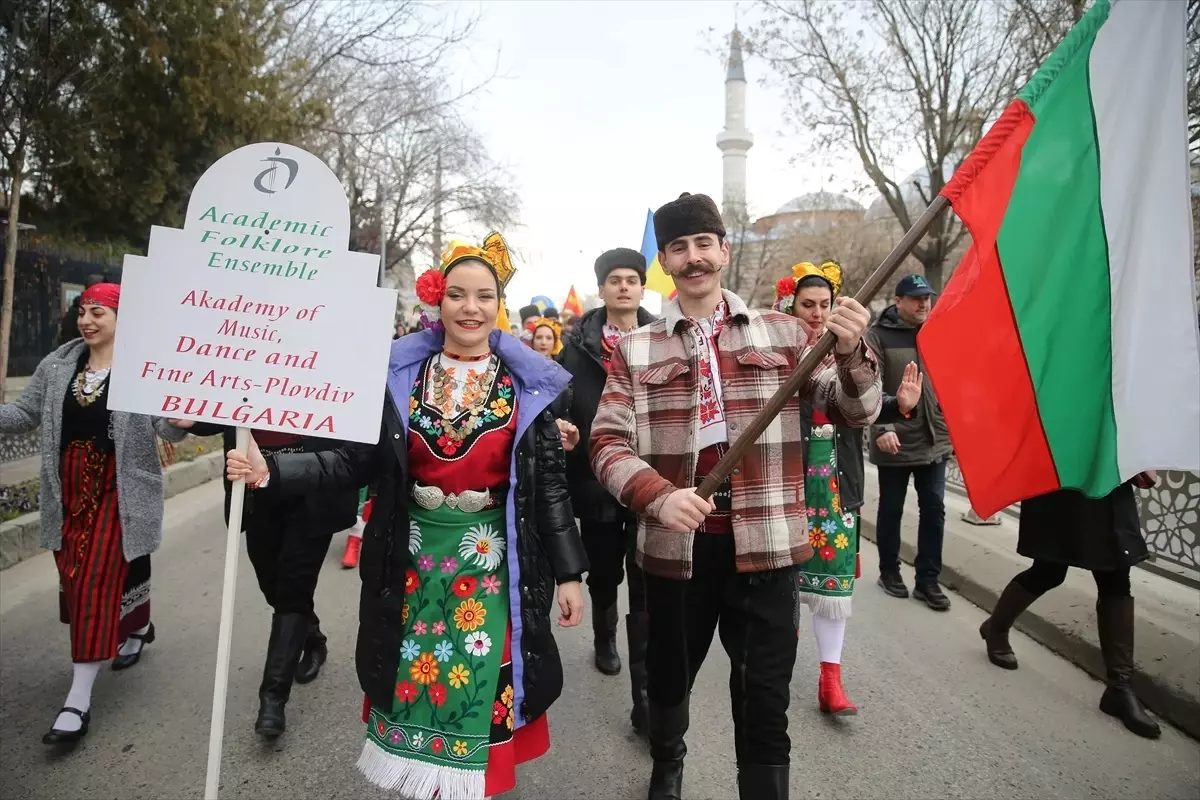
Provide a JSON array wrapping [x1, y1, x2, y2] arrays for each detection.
[[0, 283, 191, 745]]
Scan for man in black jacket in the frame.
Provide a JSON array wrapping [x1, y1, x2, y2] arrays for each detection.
[[184, 423, 359, 739], [557, 247, 656, 733]]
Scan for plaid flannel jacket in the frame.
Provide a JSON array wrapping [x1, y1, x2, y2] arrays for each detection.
[[589, 290, 882, 580]]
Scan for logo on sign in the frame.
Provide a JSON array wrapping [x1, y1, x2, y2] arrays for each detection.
[[253, 147, 299, 195]]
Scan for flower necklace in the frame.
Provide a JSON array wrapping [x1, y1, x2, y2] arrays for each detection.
[[73, 363, 111, 407]]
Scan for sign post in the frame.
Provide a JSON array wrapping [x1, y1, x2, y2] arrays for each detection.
[[106, 143, 396, 799]]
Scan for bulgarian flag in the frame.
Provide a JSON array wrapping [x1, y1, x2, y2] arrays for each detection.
[[917, 0, 1199, 519]]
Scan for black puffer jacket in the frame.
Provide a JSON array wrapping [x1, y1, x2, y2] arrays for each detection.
[[555, 305, 656, 521], [262, 379, 588, 724]]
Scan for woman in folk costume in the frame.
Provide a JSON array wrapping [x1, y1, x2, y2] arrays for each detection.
[[529, 316, 563, 358], [775, 262, 922, 715], [225, 233, 588, 798], [0, 283, 190, 743]]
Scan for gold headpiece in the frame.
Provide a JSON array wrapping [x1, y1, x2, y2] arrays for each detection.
[[791, 260, 843, 296], [440, 231, 516, 291]]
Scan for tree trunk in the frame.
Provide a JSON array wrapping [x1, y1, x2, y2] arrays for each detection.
[[1, 145, 25, 404], [921, 252, 945, 296]]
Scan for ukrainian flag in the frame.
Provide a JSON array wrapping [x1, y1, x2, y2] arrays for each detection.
[[640, 209, 676, 298]]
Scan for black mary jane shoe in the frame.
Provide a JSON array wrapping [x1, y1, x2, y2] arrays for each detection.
[[112, 623, 156, 671], [42, 707, 90, 745]]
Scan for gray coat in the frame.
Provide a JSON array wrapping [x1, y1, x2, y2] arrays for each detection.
[[0, 340, 187, 561]]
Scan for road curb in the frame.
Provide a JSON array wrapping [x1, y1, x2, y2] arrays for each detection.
[[0, 451, 224, 571], [858, 513, 1200, 741]]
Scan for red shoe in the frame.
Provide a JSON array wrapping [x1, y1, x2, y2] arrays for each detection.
[[818, 662, 858, 716], [342, 534, 362, 569]]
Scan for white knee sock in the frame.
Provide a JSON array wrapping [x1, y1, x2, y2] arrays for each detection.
[[117, 623, 151, 657], [812, 614, 847, 664], [348, 518, 365, 539], [54, 662, 102, 731]]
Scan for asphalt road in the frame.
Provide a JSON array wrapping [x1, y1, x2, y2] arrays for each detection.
[[1, 481, 1197, 800]]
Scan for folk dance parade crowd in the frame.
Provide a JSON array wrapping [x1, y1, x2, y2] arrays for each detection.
[[2, 191, 1165, 799]]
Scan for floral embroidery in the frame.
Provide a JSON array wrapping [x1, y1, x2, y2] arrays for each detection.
[[412, 620, 428, 635], [411, 732, 425, 749], [417, 553, 434, 572], [395, 680, 418, 704], [433, 640, 454, 662], [400, 639, 421, 661], [452, 575, 479, 597], [431, 738, 444, 754], [410, 357, 516, 458], [464, 631, 492, 657], [459, 524, 504, 570], [405, 569, 420, 594], [389, 730, 403, 744], [410, 653, 439, 684], [819, 545, 837, 561], [500, 684, 514, 707], [448, 664, 471, 689], [842, 512, 855, 528], [818, 464, 832, 477], [401, 602, 410, 624], [481, 575, 502, 595], [454, 598, 486, 632], [432, 620, 446, 635], [809, 530, 827, 549], [834, 532, 850, 550], [821, 519, 838, 534], [428, 682, 448, 707], [409, 521, 423, 554], [492, 701, 507, 724], [453, 740, 469, 757], [440, 556, 459, 573], [684, 300, 727, 430]]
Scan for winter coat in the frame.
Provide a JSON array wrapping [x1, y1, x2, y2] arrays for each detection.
[[865, 305, 952, 468], [262, 328, 588, 726], [186, 423, 358, 534], [0, 340, 187, 560], [1017, 483, 1148, 571], [555, 305, 656, 522]]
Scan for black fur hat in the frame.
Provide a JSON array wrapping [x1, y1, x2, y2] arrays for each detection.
[[519, 304, 540, 323], [594, 248, 647, 285], [653, 192, 725, 252]]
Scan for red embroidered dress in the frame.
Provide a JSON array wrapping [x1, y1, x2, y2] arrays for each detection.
[[360, 352, 548, 798]]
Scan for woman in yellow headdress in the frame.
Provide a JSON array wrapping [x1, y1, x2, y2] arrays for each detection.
[[774, 260, 923, 719], [225, 232, 587, 799], [529, 316, 563, 357]]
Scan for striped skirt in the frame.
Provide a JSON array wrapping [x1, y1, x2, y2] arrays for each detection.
[[55, 441, 151, 662]]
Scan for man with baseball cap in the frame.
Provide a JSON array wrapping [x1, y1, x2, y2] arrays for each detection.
[[866, 273, 953, 611], [556, 247, 657, 732]]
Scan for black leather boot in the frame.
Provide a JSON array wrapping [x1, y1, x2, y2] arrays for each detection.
[[979, 580, 1039, 670], [737, 764, 789, 800], [594, 603, 622, 676], [647, 699, 688, 800], [255, 612, 308, 738], [1096, 595, 1161, 739], [626, 612, 649, 734], [294, 618, 328, 685]]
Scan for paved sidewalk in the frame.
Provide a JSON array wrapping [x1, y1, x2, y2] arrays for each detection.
[[0, 455, 41, 486], [858, 462, 1200, 740]]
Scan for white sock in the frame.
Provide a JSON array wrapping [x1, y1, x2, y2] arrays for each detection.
[[117, 623, 151, 657], [812, 614, 847, 664], [54, 662, 102, 731], [348, 518, 365, 538]]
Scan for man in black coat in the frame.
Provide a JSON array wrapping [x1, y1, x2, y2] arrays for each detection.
[[556, 247, 656, 733]]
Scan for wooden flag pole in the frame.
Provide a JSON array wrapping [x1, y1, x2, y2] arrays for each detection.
[[696, 195, 951, 500], [204, 426, 251, 799]]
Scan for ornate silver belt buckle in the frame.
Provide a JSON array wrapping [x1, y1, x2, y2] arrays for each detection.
[[455, 489, 490, 513], [813, 423, 835, 439], [412, 483, 490, 512], [412, 483, 444, 510]]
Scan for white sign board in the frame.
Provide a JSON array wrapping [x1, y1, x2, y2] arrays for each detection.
[[108, 142, 396, 444]]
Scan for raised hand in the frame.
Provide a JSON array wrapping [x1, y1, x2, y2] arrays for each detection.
[[896, 361, 924, 414]]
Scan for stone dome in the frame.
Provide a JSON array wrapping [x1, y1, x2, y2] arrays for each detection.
[[866, 156, 963, 223], [775, 191, 864, 215]]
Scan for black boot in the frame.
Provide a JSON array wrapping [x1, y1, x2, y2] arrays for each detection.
[[647, 699, 688, 800], [979, 580, 1039, 670], [737, 764, 789, 800], [593, 603, 622, 676], [255, 612, 308, 738], [294, 619, 328, 685], [626, 612, 649, 734], [1096, 595, 1161, 739]]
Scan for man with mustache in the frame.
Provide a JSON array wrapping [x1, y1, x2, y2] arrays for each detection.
[[555, 248, 657, 731], [590, 192, 881, 800]]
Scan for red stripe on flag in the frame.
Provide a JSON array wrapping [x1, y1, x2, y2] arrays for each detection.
[[918, 99, 1059, 517]]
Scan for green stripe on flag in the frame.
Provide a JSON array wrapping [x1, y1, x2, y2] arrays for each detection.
[[995, 15, 1120, 495]]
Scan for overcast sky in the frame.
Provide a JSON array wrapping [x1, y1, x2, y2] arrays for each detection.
[[442, 0, 922, 311]]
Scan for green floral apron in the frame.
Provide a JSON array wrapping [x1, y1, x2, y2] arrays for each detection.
[[359, 502, 509, 797], [796, 419, 857, 618]]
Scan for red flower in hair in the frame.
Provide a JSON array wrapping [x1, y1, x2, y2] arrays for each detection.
[[776, 277, 796, 297], [416, 269, 447, 305]]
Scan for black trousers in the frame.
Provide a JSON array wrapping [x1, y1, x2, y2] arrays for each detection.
[[245, 496, 334, 626], [644, 533, 799, 766], [580, 514, 645, 613], [1014, 559, 1131, 598]]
